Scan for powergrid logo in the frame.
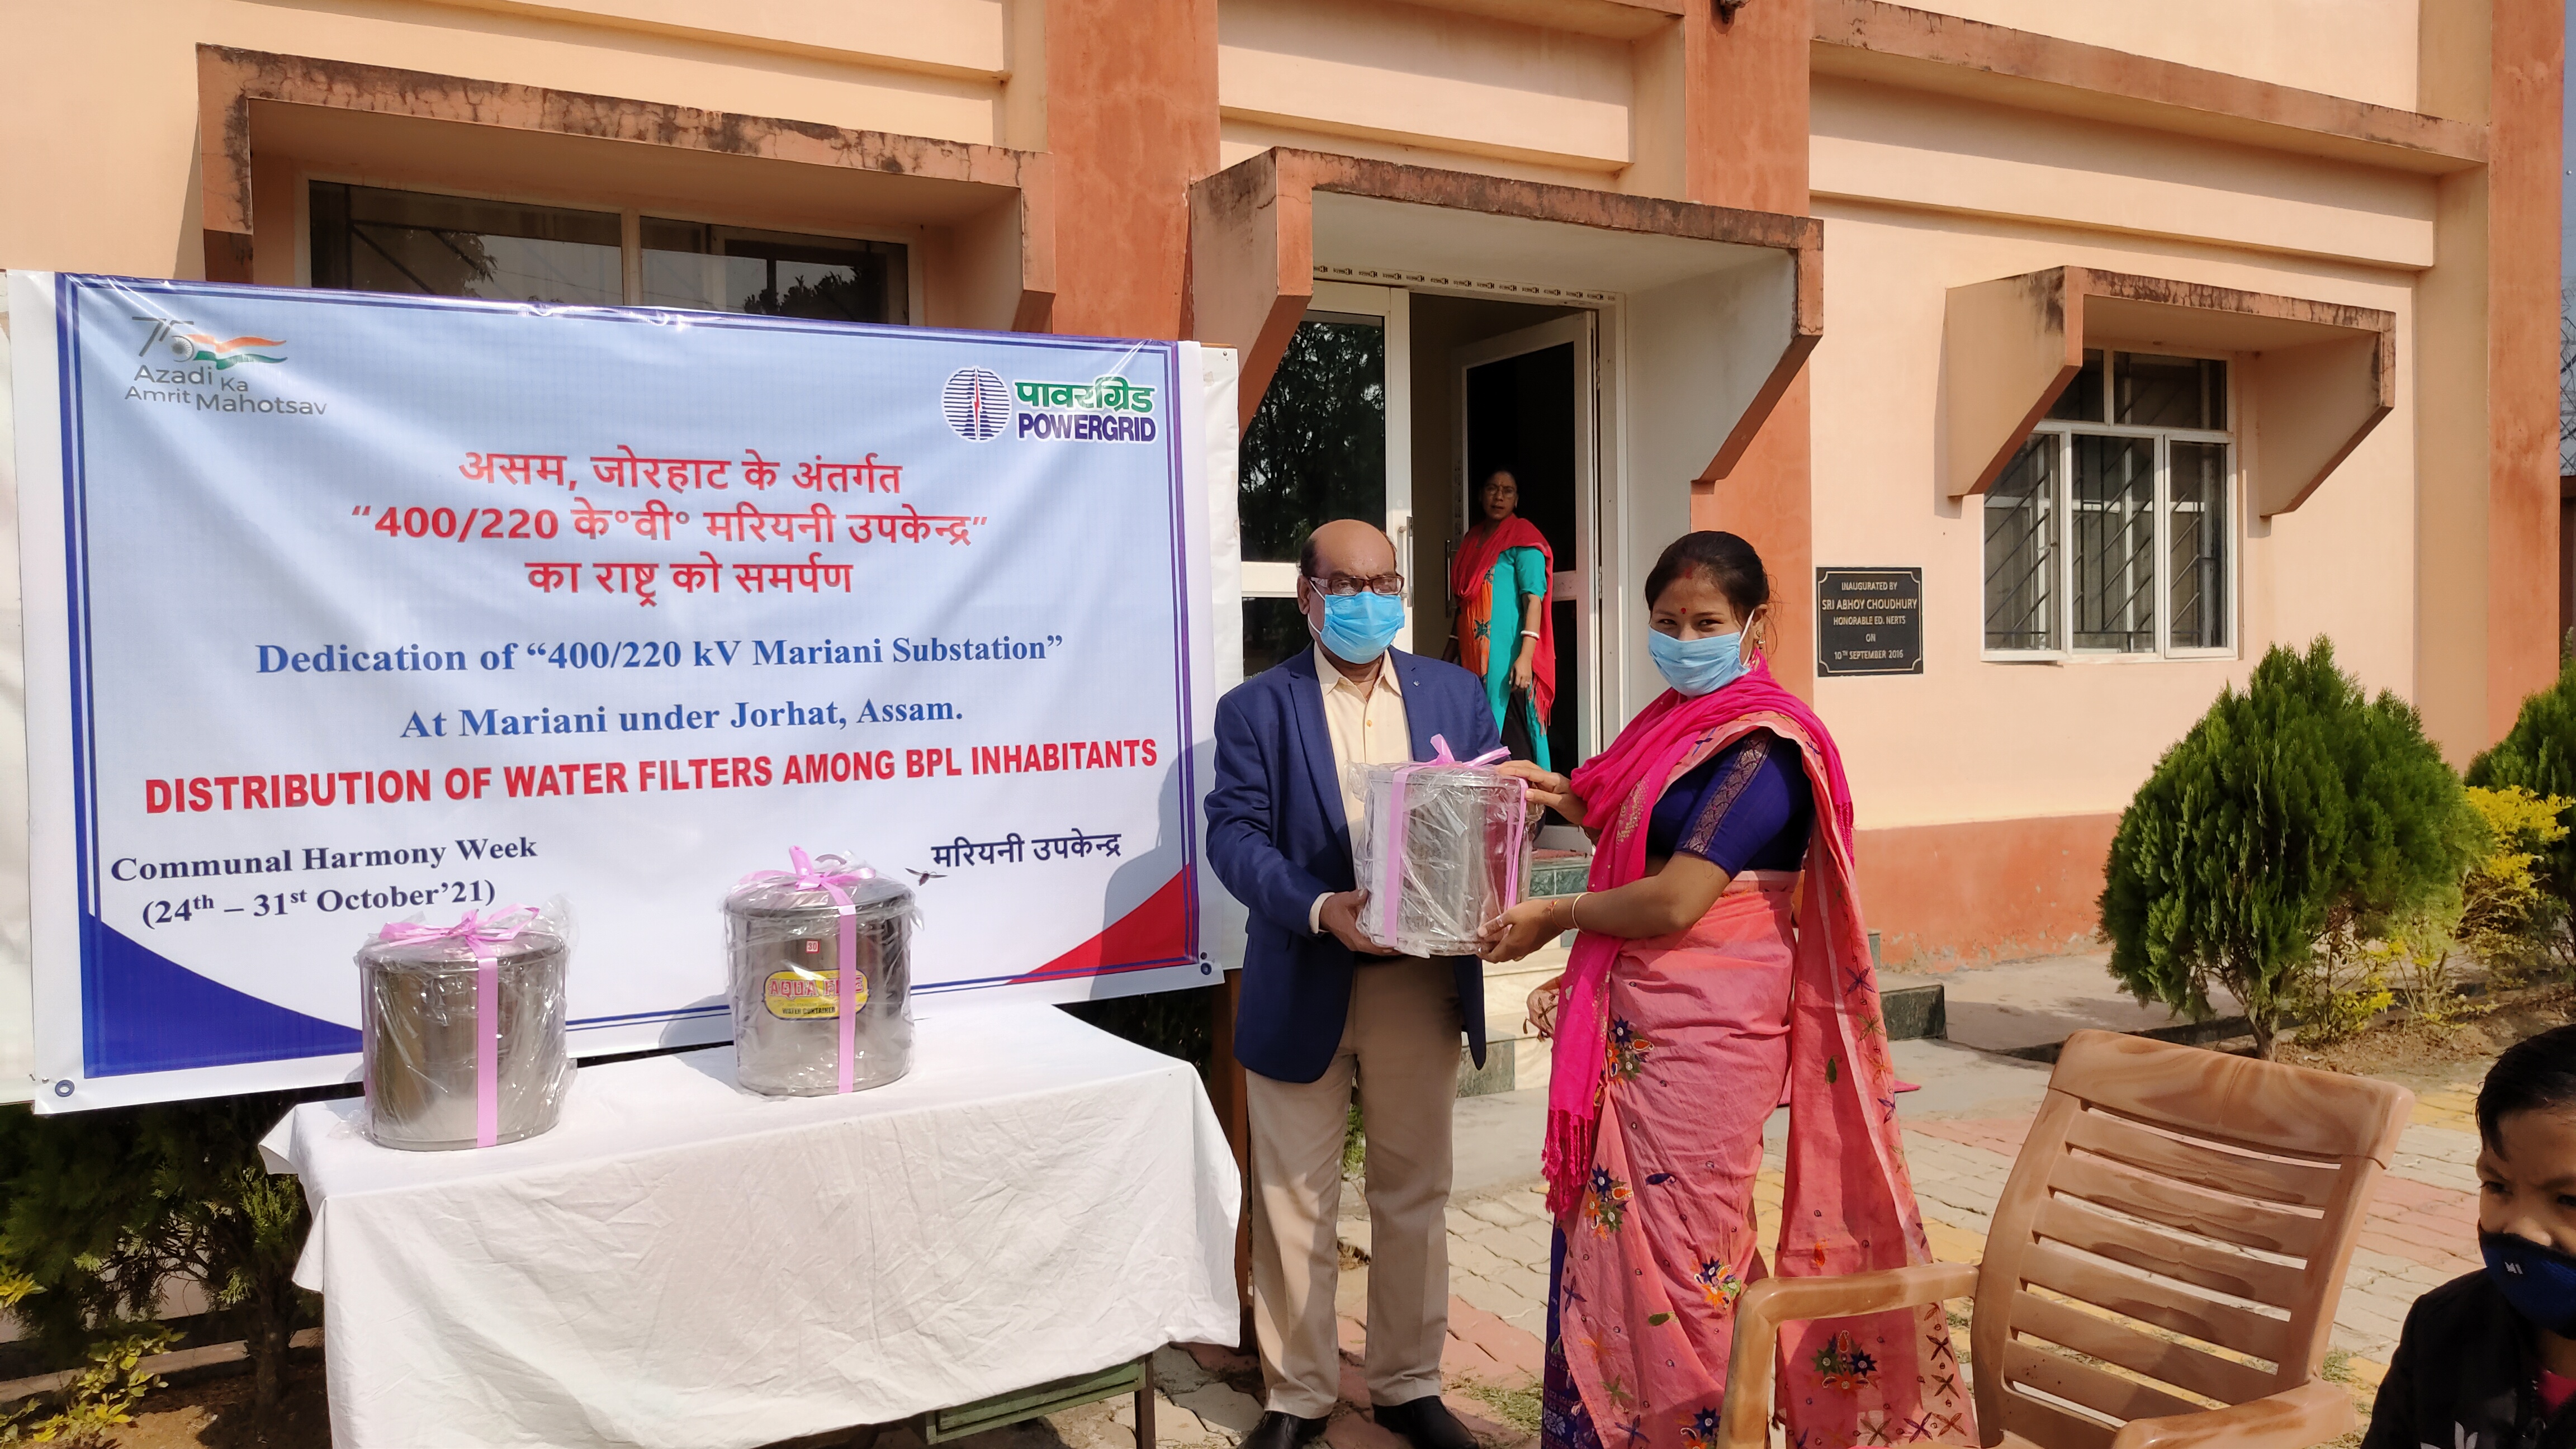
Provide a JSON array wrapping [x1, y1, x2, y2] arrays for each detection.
[[135, 316, 286, 368], [941, 364, 1158, 444], [941, 368, 1009, 441]]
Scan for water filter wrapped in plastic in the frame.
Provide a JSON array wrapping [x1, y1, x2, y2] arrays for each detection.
[[724, 850, 915, 1097], [1353, 737, 1530, 957], [356, 903, 574, 1151]]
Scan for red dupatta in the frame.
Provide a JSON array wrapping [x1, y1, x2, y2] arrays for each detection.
[[1449, 517, 1557, 730], [1543, 660, 1972, 1442]]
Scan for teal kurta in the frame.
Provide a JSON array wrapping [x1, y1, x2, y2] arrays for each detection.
[[1475, 545, 1551, 771]]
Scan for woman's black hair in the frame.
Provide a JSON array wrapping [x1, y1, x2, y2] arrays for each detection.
[[2476, 1022, 2576, 1149], [1645, 531, 1769, 617]]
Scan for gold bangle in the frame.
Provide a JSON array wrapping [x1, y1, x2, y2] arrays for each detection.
[[1566, 892, 1587, 932]]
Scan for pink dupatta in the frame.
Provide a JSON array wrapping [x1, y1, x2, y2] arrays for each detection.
[[1543, 660, 1972, 1444]]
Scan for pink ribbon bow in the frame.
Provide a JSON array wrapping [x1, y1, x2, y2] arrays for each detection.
[[737, 849, 878, 1093], [376, 906, 541, 1148], [1377, 735, 1526, 945]]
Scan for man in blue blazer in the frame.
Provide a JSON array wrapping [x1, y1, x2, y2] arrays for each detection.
[[1206, 519, 1500, 1449]]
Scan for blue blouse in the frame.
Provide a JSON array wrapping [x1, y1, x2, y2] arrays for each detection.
[[1642, 730, 1813, 874]]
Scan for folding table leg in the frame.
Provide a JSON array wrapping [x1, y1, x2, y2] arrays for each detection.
[[1135, 1353, 1157, 1449]]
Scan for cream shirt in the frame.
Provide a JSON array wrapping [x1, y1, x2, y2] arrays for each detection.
[[1309, 642, 1410, 934]]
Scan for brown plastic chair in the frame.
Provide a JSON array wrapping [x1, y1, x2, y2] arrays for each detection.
[[1717, 1029, 2413, 1448]]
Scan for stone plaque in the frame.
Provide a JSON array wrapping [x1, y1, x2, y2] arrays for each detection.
[[1815, 567, 1924, 677]]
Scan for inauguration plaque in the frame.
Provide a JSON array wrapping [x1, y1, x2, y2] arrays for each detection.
[[1815, 568, 1924, 677]]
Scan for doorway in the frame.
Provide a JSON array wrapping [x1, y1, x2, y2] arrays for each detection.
[[1454, 314, 1595, 772]]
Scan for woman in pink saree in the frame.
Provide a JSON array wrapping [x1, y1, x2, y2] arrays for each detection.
[[1478, 533, 1971, 1449]]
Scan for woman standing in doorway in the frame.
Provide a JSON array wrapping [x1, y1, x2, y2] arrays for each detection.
[[1449, 467, 1555, 769], [1476, 532, 1969, 1448]]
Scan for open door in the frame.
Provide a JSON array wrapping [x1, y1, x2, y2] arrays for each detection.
[[1453, 313, 1596, 774]]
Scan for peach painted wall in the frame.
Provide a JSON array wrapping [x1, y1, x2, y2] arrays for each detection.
[[0, 0, 1010, 280], [1857, 814, 2121, 967], [1910, 0, 2421, 112], [1805, 198, 2419, 834], [1214, 0, 1633, 177], [1810, 78, 2440, 270]]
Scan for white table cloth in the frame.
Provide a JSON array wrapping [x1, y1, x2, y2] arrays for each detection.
[[263, 1006, 1241, 1449]]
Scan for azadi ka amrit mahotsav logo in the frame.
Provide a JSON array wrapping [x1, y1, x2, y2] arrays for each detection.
[[138, 317, 286, 369], [942, 367, 1157, 444]]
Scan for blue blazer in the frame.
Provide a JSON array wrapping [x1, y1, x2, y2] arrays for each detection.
[[1205, 646, 1503, 1085]]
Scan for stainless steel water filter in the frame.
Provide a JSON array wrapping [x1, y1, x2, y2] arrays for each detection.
[[357, 929, 572, 1150], [1355, 764, 1531, 957], [724, 862, 914, 1097]]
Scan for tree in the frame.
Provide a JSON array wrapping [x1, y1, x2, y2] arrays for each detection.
[[2100, 639, 2481, 1058], [0, 1093, 319, 1417]]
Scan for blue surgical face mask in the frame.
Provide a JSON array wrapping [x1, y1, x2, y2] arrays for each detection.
[[1314, 589, 1405, 665], [2483, 1230, 2576, 1338], [1647, 626, 1750, 697]]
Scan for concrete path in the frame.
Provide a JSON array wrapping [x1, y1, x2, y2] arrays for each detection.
[[1889, 949, 2243, 1055]]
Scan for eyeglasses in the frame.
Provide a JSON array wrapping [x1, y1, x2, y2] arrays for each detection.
[[1307, 572, 1405, 598]]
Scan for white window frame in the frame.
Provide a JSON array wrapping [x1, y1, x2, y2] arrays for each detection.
[[1980, 349, 2242, 665]]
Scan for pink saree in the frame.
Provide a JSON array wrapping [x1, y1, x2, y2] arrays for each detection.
[[1542, 662, 1972, 1448]]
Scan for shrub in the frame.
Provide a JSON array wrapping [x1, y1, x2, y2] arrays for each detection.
[[0, 1321, 172, 1446], [2101, 638, 2482, 1058], [2468, 662, 2576, 945], [2282, 917, 2393, 1049], [1058, 984, 1216, 1081], [2459, 780, 2576, 981], [0, 1093, 319, 1415]]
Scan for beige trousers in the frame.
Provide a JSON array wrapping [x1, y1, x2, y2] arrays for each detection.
[[1246, 958, 1462, 1418]]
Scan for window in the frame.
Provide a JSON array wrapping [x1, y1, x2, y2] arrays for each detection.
[[310, 182, 621, 305], [310, 183, 908, 323], [1983, 349, 2234, 657], [640, 220, 907, 324]]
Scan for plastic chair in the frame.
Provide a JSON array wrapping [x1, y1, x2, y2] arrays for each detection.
[[1717, 1029, 2413, 1448]]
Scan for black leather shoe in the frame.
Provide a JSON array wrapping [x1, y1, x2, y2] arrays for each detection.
[[1242, 1409, 1329, 1449], [1374, 1396, 1479, 1449]]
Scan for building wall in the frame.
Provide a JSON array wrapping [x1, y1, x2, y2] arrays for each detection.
[[0, 0, 2560, 970], [0, 0, 1015, 282], [1906, 0, 2422, 111], [1215, 0, 1633, 180]]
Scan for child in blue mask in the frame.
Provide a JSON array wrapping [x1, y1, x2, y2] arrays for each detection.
[[2365, 1021, 2576, 1446]]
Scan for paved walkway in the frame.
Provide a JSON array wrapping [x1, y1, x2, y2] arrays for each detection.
[[1065, 1038, 2484, 1449], [917, 954, 2493, 1449]]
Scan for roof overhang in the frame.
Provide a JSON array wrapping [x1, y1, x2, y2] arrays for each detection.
[[1944, 266, 2394, 516], [1189, 148, 1821, 480], [196, 45, 1055, 333]]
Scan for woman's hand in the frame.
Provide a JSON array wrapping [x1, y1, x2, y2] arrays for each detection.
[[1510, 640, 1536, 694], [1497, 760, 1587, 829], [1523, 972, 1565, 1039], [1478, 897, 1565, 963]]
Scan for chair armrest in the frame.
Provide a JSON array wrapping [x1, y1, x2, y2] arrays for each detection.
[[1716, 1262, 1977, 1449], [2108, 1377, 2353, 1449]]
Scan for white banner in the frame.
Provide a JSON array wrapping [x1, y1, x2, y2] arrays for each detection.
[[8, 273, 1227, 1110]]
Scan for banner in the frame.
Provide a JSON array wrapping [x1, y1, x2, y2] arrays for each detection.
[[8, 273, 1223, 1110]]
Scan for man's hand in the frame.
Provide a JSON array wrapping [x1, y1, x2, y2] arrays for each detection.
[[1318, 889, 1390, 955]]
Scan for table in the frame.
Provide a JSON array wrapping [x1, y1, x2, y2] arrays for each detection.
[[263, 1007, 1242, 1449]]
